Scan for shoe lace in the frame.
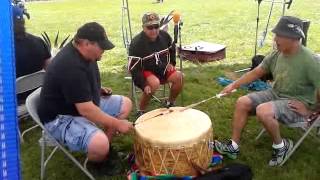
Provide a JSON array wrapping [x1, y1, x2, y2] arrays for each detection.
[[271, 148, 279, 160], [224, 139, 237, 152]]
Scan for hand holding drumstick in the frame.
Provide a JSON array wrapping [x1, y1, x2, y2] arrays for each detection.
[[179, 89, 237, 112]]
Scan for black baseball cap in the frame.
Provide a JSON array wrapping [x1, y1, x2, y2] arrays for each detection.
[[75, 22, 115, 50]]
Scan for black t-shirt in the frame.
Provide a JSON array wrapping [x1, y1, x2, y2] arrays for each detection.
[[38, 42, 101, 123], [15, 33, 51, 78]]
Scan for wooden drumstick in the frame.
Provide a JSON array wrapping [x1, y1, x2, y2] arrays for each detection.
[[179, 89, 237, 112], [134, 109, 174, 126], [134, 89, 237, 125]]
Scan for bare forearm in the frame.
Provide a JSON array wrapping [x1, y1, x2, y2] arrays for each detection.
[[76, 102, 118, 128]]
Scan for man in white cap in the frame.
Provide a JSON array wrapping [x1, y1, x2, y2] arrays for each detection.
[[214, 16, 320, 166]]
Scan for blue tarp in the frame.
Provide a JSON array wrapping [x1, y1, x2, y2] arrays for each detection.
[[217, 77, 271, 91]]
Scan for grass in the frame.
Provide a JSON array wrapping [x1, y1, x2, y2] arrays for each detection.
[[20, 0, 320, 179]]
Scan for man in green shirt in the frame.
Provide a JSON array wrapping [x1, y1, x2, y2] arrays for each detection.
[[214, 16, 320, 166]]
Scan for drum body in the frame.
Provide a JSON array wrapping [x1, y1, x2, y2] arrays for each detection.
[[134, 107, 213, 176]]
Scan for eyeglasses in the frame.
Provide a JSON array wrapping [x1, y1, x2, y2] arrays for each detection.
[[146, 24, 160, 30]]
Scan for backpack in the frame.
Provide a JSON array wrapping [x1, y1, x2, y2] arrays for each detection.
[[251, 55, 273, 82], [194, 163, 253, 180]]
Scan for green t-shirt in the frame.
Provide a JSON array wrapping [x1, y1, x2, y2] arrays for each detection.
[[260, 46, 320, 109]]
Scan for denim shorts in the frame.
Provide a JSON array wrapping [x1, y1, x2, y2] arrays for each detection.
[[44, 95, 123, 152], [247, 89, 305, 124]]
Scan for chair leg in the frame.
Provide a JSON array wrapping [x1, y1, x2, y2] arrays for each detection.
[[255, 128, 266, 140], [40, 132, 46, 180], [21, 124, 39, 141], [55, 142, 95, 180], [132, 81, 139, 112], [18, 126, 23, 143], [280, 119, 320, 166], [163, 83, 166, 98]]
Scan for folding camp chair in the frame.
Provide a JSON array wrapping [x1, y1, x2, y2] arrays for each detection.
[[255, 114, 320, 166], [16, 70, 46, 142], [25, 88, 95, 180]]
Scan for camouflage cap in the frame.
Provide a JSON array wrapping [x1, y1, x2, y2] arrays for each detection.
[[142, 12, 160, 27]]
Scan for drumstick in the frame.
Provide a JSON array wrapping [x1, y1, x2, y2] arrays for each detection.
[[179, 89, 237, 112], [134, 89, 236, 125], [134, 109, 174, 126]]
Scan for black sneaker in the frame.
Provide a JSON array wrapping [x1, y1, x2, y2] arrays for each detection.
[[269, 138, 293, 166], [86, 159, 123, 176], [214, 139, 239, 159], [136, 110, 145, 118], [163, 100, 175, 108], [86, 149, 127, 176]]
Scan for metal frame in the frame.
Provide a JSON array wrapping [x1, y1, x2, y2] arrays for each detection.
[[26, 88, 95, 180], [16, 70, 46, 142], [255, 116, 320, 166]]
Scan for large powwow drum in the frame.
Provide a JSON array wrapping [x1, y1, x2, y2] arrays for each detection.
[[134, 107, 213, 176]]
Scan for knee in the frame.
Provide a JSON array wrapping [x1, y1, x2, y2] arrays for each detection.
[[235, 96, 252, 111], [169, 71, 183, 84], [120, 96, 132, 116], [149, 80, 160, 92], [87, 132, 110, 161], [256, 103, 274, 121]]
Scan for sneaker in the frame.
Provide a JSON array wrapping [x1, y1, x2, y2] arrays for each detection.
[[214, 139, 239, 159], [269, 138, 293, 166], [136, 110, 145, 118], [86, 149, 127, 176], [163, 100, 175, 108]]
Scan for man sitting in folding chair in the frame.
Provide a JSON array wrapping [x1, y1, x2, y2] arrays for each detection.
[[38, 22, 133, 174], [214, 16, 320, 166], [13, 4, 51, 103], [128, 12, 183, 117]]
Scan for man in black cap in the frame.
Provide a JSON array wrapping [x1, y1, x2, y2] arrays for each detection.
[[38, 22, 133, 166], [129, 12, 183, 116], [214, 16, 320, 166], [13, 5, 51, 103]]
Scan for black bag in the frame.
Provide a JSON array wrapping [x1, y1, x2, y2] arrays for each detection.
[[250, 55, 273, 82], [194, 163, 253, 180]]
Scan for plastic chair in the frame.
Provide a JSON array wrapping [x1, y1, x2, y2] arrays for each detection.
[[25, 88, 95, 180], [255, 115, 320, 166], [16, 70, 46, 142]]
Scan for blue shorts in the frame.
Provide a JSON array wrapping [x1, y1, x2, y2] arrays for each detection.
[[44, 95, 123, 152]]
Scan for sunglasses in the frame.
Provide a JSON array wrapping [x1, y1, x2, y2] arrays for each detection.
[[146, 24, 160, 30]]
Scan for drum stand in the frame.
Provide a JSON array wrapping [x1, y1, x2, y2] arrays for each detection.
[[177, 20, 184, 105], [254, 0, 293, 55], [235, 0, 293, 73]]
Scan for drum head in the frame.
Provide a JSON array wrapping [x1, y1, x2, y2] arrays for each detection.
[[135, 107, 212, 146]]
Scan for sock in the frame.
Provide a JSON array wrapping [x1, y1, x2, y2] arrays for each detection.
[[231, 139, 239, 150], [272, 140, 284, 149]]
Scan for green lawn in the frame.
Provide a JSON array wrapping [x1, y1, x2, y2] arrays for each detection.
[[21, 0, 320, 179]]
